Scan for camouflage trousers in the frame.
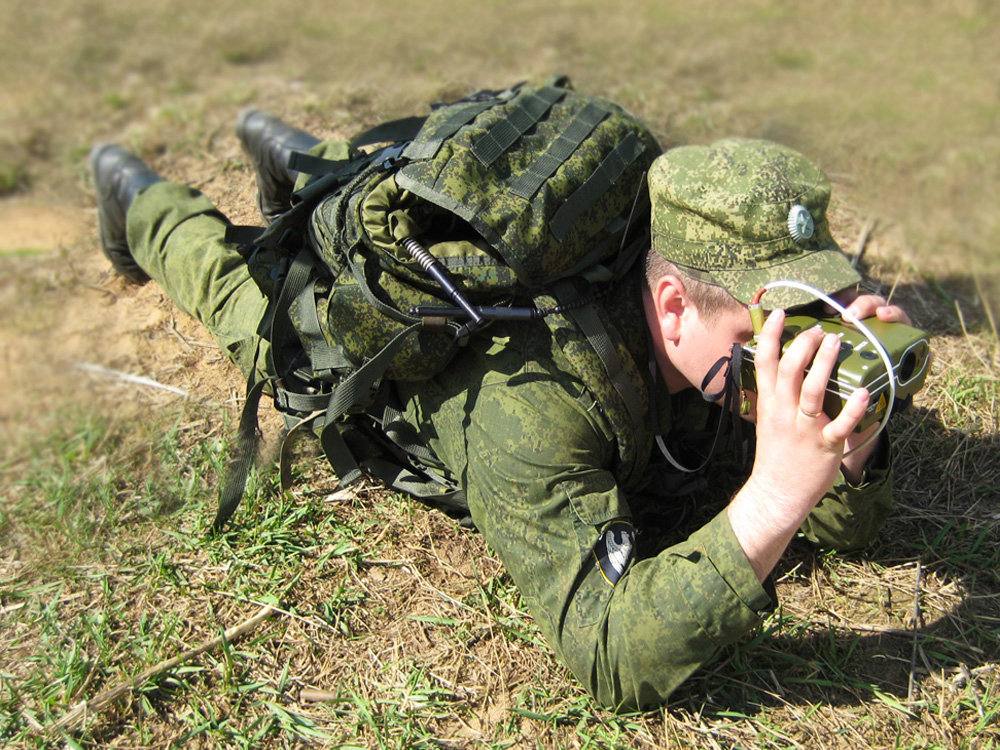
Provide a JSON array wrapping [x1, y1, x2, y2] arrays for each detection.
[[126, 140, 351, 380], [127, 180, 272, 380]]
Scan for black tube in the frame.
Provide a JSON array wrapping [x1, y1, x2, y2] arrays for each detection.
[[409, 305, 542, 321], [401, 237, 485, 332]]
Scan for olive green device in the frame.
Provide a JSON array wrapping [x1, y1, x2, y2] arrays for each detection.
[[740, 316, 931, 432]]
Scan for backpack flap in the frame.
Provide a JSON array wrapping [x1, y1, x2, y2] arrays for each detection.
[[395, 78, 660, 290]]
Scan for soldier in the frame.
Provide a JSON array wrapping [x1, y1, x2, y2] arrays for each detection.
[[90, 112, 910, 711]]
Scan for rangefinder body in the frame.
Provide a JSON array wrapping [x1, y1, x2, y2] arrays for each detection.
[[740, 316, 931, 432]]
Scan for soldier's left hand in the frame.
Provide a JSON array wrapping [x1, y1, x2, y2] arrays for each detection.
[[832, 291, 913, 480], [831, 291, 913, 327]]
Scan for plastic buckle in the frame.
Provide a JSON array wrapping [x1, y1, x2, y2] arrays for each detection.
[[380, 142, 410, 171]]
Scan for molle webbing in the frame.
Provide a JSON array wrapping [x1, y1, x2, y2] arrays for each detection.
[[509, 101, 609, 199], [402, 101, 501, 161], [550, 131, 646, 241], [470, 86, 565, 166]]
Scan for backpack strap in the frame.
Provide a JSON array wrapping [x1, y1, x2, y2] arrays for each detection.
[[213, 374, 271, 530], [350, 116, 427, 148], [287, 151, 350, 177]]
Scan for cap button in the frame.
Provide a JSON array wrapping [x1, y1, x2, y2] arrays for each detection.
[[787, 204, 815, 243]]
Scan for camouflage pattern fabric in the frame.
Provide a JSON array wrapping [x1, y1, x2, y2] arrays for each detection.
[[126, 181, 272, 381], [305, 77, 660, 388], [649, 138, 862, 309], [123, 145, 895, 713], [394, 296, 894, 711]]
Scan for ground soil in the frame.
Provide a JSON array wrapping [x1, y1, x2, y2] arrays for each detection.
[[0, 181, 252, 462]]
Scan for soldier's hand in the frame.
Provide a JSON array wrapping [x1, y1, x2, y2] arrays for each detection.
[[833, 291, 913, 327], [834, 291, 912, 479], [726, 308, 871, 581]]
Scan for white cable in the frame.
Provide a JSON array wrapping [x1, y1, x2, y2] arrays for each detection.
[[761, 280, 896, 456]]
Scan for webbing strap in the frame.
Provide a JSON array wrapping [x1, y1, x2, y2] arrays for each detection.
[[362, 458, 466, 506], [403, 101, 497, 161], [274, 389, 330, 413], [320, 419, 363, 487], [270, 247, 317, 376], [351, 115, 427, 148], [324, 322, 424, 422], [318, 322, 424, 485], [213, 376, 271, 530], [550, 131, 646, 241], [509, 102, 608, 198], [557, 280, 646, 458], [293, 279, 352, 375], [287, 152, 349, 177], [471, 86, 565, 167], [381, 403, 439, 466], [224, 225, 266, 247]]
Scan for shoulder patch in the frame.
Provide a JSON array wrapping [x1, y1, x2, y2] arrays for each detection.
[[593, 520, 635, 587]]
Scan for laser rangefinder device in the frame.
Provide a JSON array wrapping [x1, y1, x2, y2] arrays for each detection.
[[740, 316, 931, 432]]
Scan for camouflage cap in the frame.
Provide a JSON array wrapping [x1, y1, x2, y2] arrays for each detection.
[[649, 138, 860, 309]]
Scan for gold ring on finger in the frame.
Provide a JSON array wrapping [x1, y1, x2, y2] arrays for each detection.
[[799, 406, 823, 419]]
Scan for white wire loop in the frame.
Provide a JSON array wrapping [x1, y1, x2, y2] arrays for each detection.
[[761, 280, 897, 457]]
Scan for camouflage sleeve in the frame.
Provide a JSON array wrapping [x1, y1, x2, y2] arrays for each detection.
[[413, 359, 775, 712], [799, 434, 894, 550]]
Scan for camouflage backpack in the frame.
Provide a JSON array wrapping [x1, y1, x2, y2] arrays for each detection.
[[218, 76, 660, 528]]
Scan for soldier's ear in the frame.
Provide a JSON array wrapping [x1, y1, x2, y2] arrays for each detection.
[[652, 274, 690, 342]]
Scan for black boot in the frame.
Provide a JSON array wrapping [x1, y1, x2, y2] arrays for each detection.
[[236, 110, 321, 225], [90, 144, 163, 284]]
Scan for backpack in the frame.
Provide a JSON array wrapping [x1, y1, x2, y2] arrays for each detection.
[[217, 76, 660, 529]]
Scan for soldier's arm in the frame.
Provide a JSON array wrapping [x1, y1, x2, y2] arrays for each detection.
[[423, 374, 774, 711], [800, 433, 894, 550]]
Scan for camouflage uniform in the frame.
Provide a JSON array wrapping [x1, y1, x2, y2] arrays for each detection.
[[124, 138, 893, 711]]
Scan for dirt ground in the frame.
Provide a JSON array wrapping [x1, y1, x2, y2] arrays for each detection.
[[1, 2, 998, 747]]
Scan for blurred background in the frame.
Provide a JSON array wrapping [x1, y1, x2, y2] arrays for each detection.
[[0, 0, 997, 290]]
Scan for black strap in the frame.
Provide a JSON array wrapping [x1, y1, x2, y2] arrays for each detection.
[[351, 116, 427, 148], [225, 225, 267, 247], [287, 152, 350, 177], [213, 376, 271, 530], [269, 246, 317, 376], [649, 342, 745, 474]]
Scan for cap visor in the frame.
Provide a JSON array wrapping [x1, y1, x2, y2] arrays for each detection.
[[715, 245, 861, 309]]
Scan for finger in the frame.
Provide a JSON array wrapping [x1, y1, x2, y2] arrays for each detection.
[[753, 308, 785, 395], [843, 294, 887, 321], [798, 332, 842, 418], [775, 324, 826, 396], [844, 420, 880, 455], [824, 287, 859, 315], [876, 305, 913, 326], [822, 387, 870, 447]]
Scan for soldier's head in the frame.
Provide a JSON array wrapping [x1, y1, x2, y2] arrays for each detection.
[[643, 138, 861, 393]]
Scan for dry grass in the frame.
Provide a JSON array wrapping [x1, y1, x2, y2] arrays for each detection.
[[1, 1, 999, 748]]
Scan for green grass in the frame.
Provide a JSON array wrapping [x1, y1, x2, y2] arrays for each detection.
[[2, 1, 999, 746], [2, 345, 997, 748]]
